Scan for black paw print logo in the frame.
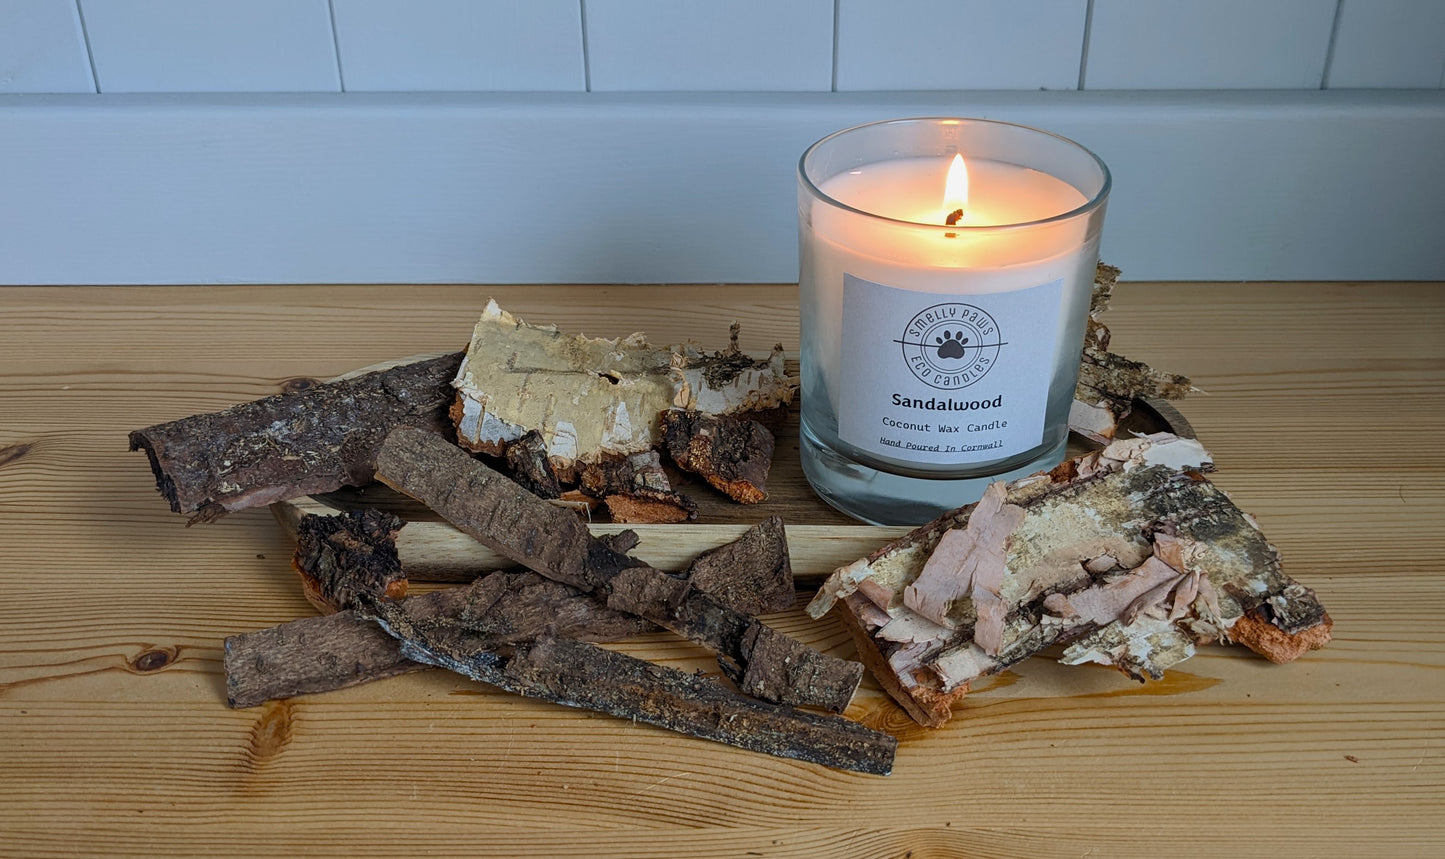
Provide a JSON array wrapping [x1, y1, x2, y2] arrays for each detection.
[[935, 330, 968, 359]]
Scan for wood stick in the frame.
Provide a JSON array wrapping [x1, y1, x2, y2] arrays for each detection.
[[365, 599, 896, 775], [130, 352, 462, 524], [272, 495, 911, 584], [374, 426, 863, 712]]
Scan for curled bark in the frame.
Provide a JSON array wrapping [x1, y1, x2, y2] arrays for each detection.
[[129, 352, 462, 523]]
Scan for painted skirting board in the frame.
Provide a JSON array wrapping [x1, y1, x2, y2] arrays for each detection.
[[1, 91, 1442, 284]]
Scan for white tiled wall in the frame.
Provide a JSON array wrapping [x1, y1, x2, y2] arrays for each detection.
[[2, 0, 1441, 93], [81, 0, 340, 93], [1084, 0, 1337, 89], [835, 0, 1088, 91], [586, 0, 833, 91], [331, 0, 585, 92], [0, 0, 93, 92], [1328, 0, 1445, 88]]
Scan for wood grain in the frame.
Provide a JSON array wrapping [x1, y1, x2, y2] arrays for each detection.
[[1, 282, 1442, 858]]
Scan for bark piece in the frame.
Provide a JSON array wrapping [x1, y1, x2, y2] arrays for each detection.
[[503, 430, 561, 499], [683, 517, 794, 616], [365, 600, 895, 775], [228, 514, 799, 708], [580, 450, 698, 524], [809, 432, 1332, 727], [602, 493, 696, 524], [580, 450, 673, 496], [661, 409, 775, 504], [601, 565, 856, 711], [450, 300, 796, 473], [224, 572, 653, 709], [375, 426, 861, 712], [293, 509, 407, 614], [1228, 608, 1335, 664], [129, 352, 462, 524], [1070, 264, 1197, 444]]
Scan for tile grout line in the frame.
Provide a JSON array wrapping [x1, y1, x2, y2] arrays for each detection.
[[1320, 0, 1345, 89], [831, 0, 841, 92], [73, 0, 100, 94], [326, 0, 347, 92], [580, 0, 592, 92], [1077, 0, 1095, 91]]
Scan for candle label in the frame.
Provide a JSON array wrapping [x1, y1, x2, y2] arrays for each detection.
[[839, 273, 1063, 465]]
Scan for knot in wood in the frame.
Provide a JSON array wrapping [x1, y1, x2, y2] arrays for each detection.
[[281, 376, 321, 394], [129, 647, 177, 673]]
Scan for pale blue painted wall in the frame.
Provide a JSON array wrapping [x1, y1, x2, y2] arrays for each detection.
[[2, 2, 1442, 284], [3, 0, 1442, 94]]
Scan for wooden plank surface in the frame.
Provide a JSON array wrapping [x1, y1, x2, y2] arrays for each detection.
[[0, 282, 1442, 857]]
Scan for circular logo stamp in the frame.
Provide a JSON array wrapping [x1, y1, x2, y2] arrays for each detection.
[[895, 303, 1004, 390]]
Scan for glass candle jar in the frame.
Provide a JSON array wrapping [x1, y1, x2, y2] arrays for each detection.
[[797, 117, 1111, 524]]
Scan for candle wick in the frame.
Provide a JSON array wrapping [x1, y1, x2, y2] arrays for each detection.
[[945, 208, 965, 227]]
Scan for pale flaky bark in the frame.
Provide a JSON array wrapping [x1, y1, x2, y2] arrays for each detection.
[[1069, 264, 1197, 444], [810, 433, 1332, 727], [450, 300, 795, 473]]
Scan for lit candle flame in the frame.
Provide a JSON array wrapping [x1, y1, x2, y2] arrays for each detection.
[[943, 153, 969, 226]]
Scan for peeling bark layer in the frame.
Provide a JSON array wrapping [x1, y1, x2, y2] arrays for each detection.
[[810, 433, 1332, 727], [1069, 264, 1196, 444], [129, 353, 462, 523]]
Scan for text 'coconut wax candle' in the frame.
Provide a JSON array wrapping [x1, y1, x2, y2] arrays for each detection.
[[797, 118, 1110, 525]]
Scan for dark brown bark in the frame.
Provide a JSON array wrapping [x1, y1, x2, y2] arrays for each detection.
[[129, 353, 462, 523], [231, 511, 799, 708], [661, 409, 775, 504], [683, 517, 794, 616], [503, 430, 561, 499], [365, 599, 896, 775], [374, 426, 861, 712], [293, 509, 407, 614], [225, 571, 653, 709], [580, 450, 698, 523]]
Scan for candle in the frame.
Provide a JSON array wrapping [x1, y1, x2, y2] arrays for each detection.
[[797, 118, 1110, 525]]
